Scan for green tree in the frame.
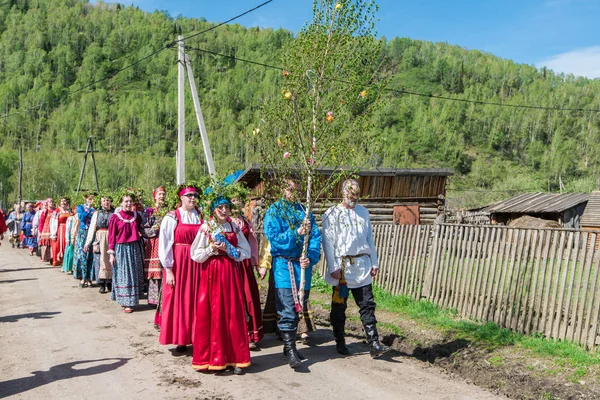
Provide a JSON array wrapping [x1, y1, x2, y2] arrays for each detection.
[[250, 0, 385, 298]]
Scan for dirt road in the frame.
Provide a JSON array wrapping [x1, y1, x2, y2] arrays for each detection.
[[0, 244, 505, 400]]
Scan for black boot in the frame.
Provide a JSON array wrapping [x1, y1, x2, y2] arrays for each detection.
[[281, 330, 302, 369], [364, 323, 391, 358], [332, 322, 350, 355]]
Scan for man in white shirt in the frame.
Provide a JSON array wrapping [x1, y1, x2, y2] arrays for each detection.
[[322, 179, 390, 358]]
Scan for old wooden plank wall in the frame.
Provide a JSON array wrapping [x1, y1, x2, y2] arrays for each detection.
[[317, 223, 600, 350]]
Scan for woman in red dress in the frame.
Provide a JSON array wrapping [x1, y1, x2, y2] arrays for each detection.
[[231, 200, 264, 350], [50, 197, 72, 267], [39, 198, 56, 262], [157, 185, 202, 351], [190, 196, 251, 374]]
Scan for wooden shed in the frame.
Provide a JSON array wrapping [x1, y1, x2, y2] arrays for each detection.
[[234, 164, 454, 226], [581, 191, 600, 250], [481, 192, 589, 229]]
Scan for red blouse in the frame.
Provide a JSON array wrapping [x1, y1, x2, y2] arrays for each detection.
[[108, 210, 142, 251]]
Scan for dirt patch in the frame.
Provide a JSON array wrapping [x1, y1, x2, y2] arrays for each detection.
[[308, 290, 600, 400]]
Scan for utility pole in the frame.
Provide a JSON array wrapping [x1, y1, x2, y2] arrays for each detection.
[[18, 137, 23, 206], [185, 54, 216, 178], [177, 35, 185, 184], [76, 137, 100, 194]]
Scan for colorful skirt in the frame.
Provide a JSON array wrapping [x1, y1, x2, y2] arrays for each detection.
[[111, 241, 144, 307], [192, 255, 250, 371], [144, 237, 162, 280], [22, 235, 37, 250], [93, 230, 112, 282], [51, 223, 68, 266], [39, 226, 53, 247], [74, 227, 93, 281], [62, 244, 75, 273], [148, 279, 161, 305]]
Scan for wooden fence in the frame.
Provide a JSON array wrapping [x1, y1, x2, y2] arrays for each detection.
[[318, 223, 600, 349]]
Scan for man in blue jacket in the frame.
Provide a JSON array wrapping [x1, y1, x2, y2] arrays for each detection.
[[263, 178, 321, 369]]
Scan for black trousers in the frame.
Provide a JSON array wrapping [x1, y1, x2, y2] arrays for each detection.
[[330, 283, 377, 328]]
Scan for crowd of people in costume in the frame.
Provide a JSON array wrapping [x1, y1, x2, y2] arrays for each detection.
[[0, 177, 392, 374]]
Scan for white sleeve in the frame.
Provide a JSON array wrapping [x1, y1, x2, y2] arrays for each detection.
[[158, 214, 177, 268], [84, 212, 98, 248], [322, 207, 341, 286], [50, 214, 58, 239], [366, 213, 378, 269], [190, 224, 215, 263], [32, 212, 40, 230]]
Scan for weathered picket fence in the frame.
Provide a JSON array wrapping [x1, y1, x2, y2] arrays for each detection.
[[319, 223, 600, 349]]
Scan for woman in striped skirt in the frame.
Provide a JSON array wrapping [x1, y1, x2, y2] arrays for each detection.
[[142, 187, 167, 305], [85, 195, 115, 293]]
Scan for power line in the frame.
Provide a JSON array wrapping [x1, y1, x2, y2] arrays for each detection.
[[0, 0, 276, 121], [386, 88, 600, 113], [184, 45, 284, 71], [183, 45, 600, 114], [174, 0, 274, 44]]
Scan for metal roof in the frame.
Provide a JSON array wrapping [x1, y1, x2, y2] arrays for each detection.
[[482, 192, 589, 214], [581, 191, 600, 227], [234, 164, 454, 186]]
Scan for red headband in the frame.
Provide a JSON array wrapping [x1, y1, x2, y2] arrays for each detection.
[[179, 187, 198, 197], [153, 187, 166, 199]]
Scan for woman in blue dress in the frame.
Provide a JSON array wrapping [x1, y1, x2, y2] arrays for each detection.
[[73, 193, 96, 287], [20, 203, 37, 255]]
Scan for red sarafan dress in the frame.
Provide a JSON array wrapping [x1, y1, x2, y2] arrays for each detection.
[[237, 217, 264, 344], [51, 210, 70, 266], [192, 224, 250, 371], [39, 209, 54, 262], [159, 209, 201, 346]]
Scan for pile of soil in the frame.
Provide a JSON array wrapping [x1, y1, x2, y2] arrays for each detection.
[[307, 291, 600, 400]]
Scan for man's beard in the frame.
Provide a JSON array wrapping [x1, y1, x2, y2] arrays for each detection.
[[343, 199, 357, 208]]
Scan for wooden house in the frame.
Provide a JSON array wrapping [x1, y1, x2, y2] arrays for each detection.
[[234, 164, 454, 226], [481, 192, 589, 229]]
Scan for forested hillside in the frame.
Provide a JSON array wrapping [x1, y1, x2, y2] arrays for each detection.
[[0, 0, 599, 208]]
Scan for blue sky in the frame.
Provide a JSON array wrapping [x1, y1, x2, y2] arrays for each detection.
[[106, 0, 600, 78]]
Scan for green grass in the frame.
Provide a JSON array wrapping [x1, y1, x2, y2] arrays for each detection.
[[311, 271, 600, 373], [489, 355, 505, 367], [311, 271, 332, 294]]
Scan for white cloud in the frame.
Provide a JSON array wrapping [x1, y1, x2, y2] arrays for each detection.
[[536, 46, 600, 79]]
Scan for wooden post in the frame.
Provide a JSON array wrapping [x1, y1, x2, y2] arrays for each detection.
[[76, 138, 91, 194], [76, 137, 99, 194]]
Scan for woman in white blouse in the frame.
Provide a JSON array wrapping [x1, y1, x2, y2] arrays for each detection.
[[189, 196, 251, 375]]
